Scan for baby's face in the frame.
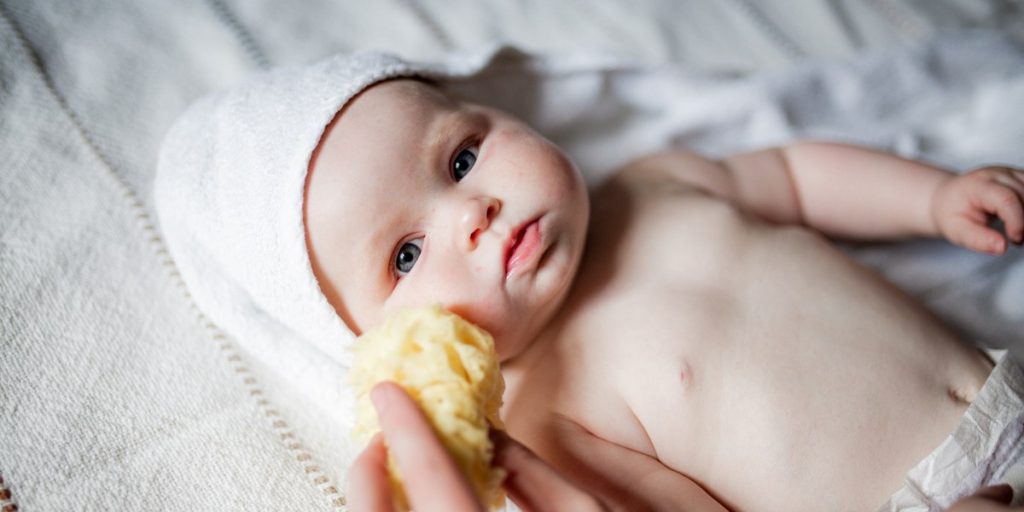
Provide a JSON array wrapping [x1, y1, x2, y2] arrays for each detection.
[[305, 80, 589, 361]]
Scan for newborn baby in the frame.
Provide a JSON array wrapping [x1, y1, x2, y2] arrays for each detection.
[[156, 49, 1024, 511]]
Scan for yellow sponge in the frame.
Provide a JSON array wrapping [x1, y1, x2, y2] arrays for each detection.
[[350, 305, 506, 511]]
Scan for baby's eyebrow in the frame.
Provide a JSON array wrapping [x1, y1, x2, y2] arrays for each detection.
[[427, 109, 463, 152], [426, 105, 490, 153]]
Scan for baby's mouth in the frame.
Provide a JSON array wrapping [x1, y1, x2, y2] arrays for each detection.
[[505, 217, 543, 278]]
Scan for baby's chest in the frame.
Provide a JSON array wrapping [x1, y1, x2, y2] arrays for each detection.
[[576, 188, 765, 361], [553, 278, 734, 461], [560, 186, 843, 462], [553, 191, 753, 444]]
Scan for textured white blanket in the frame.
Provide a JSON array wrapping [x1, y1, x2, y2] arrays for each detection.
[[2, 1, 1023, 510]]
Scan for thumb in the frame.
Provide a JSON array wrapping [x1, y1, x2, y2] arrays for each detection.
[[491, 430, 606, 512]]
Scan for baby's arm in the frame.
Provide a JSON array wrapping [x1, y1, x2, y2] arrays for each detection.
[[515, 415, 730, 512], [631, 142, 1024, 254]]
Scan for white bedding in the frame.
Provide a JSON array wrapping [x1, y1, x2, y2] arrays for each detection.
[[2, 1, 1023, 510]]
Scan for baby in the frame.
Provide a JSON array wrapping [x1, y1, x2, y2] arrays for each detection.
[[156, 49, 1024, 511]]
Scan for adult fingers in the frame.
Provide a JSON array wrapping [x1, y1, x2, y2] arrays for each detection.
[[372, 382, 484, 512], [947, 484, 1017, 512], [491, 430, 607, 512], [348, 433, 396, 512]]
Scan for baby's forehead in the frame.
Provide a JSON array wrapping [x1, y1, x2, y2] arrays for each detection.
[[305, 79, 461, 270], [305, 75, 491, 234], [309, 79, 459, 170], [351, 78, 458, 117]]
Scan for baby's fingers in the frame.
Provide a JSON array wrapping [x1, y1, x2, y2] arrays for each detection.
[[980, 181, 1024, 244], [993, 168, 1024, 198], [945, 215, 1008, 255]]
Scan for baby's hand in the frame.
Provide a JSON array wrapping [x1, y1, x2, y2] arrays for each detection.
[[932, 166, 1024, 255]]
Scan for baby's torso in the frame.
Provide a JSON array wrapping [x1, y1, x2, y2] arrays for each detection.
[[501, 172, 993, 512]]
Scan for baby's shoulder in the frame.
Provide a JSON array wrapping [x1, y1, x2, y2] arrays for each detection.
[[590, 150, 744, 235], [602, 150, 724, 195]]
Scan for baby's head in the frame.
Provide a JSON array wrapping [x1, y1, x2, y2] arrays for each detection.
[[156, 49, 588, 366], [305, 79, 588, 360]]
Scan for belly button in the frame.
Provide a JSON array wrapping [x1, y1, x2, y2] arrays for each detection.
[[948, 384, 978, 405]]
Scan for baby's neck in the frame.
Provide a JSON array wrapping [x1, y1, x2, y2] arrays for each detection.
[[500, 302, 578, 406]]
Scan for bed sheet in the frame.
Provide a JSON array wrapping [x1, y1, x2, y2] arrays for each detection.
[[1, 1, 1022, 510]]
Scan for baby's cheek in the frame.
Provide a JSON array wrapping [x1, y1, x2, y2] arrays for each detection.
[[387, 273, 505, 329], [445, 292, 510, 336]]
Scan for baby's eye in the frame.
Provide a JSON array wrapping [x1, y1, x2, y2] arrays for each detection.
[[393, 238, 423, 277], [451, 145, 478, 182]]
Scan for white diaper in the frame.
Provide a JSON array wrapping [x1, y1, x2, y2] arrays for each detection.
[[881, 352, 1024, 511]]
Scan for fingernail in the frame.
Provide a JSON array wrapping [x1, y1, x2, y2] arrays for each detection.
[[369, 431, 385, 447], [976, 484, 1014, 504], [370, 382, 394, 411]]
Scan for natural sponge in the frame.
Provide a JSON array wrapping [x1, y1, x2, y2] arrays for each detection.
[[350, 305, 506, 510]]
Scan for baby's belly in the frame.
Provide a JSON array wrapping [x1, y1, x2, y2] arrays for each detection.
[[617, 228, 993, 512]]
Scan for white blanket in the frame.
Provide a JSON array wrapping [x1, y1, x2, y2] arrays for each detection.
[[2, 0, 1023, 510]]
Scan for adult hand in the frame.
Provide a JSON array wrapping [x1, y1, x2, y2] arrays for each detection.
[[347, 381, 606, 512], [491, 429, 607, 512], [947, 484, 1019, 511], [348, 382, 483, 512]]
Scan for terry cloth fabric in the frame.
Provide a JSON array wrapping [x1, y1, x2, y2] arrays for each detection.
[[153, 47, 513, 432], [880, 352, 1024, 511]]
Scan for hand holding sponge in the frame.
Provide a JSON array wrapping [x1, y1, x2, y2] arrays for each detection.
[[350, 305, 506, 510]]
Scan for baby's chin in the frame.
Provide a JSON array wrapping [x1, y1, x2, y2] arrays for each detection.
[[494, 331, 532, 363], [490, 302, 560, 363], [502, 229, 585, 361]]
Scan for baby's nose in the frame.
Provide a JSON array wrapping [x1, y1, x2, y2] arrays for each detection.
[[458, 196, 501, 251]]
